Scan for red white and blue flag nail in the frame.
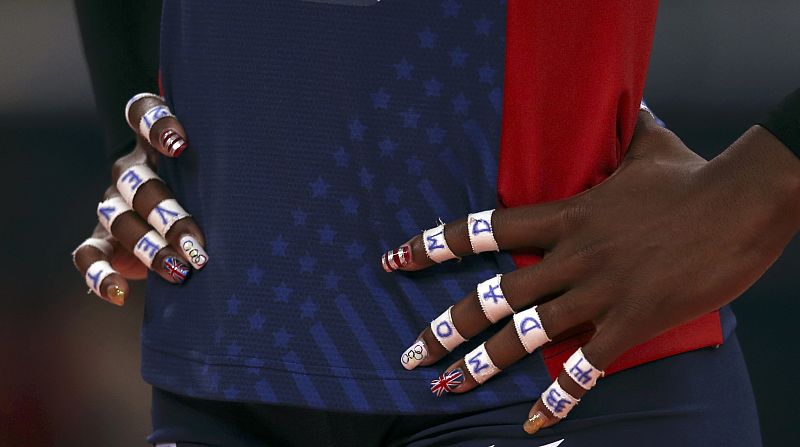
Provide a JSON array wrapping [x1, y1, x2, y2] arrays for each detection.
[[430, 368, 464, 397], [164, 256, 189, 283]]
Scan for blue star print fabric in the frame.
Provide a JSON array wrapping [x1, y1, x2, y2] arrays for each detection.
[[144, 0, 552, 414]]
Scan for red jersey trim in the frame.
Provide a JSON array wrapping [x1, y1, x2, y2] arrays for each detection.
[[500, 0, 724, 379]]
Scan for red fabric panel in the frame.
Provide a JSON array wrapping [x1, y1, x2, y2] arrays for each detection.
[[500, 0, 724, 378], [540, 312, 723, 379]]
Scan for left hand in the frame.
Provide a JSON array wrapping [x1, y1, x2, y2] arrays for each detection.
[[383, 111, 800, 434]]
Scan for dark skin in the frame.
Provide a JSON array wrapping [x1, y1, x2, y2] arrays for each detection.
[[72, 96, 206, 305], [74, 99, 800, 432], [390, 111, 800, 433]]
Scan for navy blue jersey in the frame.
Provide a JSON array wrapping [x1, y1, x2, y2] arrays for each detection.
[[143, 0, 736, 414]]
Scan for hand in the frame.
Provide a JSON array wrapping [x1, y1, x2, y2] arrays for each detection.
[[386, 111, 800, 434], [72, 94, 209, 305]]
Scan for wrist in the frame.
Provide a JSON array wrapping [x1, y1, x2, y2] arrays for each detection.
[[710, 125, 800, 228]]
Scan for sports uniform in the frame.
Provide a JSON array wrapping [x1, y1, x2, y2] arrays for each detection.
[[77, 1, 762, 445]]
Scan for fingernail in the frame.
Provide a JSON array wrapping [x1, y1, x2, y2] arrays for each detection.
[[180, 234, 209, 269], [160, 129, 188, 157], [163, 256, 190, 283], [523, 411, 546, 435], [400, 338, 428, 370], [381, 244, 411, 272], [430, 368, 464, 397], [105, 285, 125, 306]]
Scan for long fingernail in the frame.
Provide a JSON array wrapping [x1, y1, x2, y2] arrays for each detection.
[[381, 244, 411, 272], [180, 234, 209, 269], [163, 256, 190, 283], [105, 285, 125, 306], [430, 368, 464, 397], [160, 129, 188, 157], [400, 339, 428, 370], [523, 411, 546, 435]]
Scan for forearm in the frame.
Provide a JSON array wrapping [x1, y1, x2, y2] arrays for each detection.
[[74, 0, 162, 160]]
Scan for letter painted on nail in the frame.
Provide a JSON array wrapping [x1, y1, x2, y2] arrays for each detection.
[[430, 368, 464, 397], [180, 234, 209, 269], [163, 256, 190, 283], [400, 339, 428, 370]]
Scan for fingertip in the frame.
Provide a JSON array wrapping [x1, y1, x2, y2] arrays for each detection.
[[382, 235, 433, 272], [523, 407, 547, 435], [400, 338, 428, 370], [443, 359, 475, 394], [105, 284, 126, 306], [179, 233, 209, 270], [155, 251, 191, 284], [158, 124, 190, 158], [99, 273, 128, 306]]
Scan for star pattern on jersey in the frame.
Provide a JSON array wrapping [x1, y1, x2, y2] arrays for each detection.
[[406, 155, 424, 176], [246, 265, 264, 286], [332, 146, 350, 167], [349, 118, 366, 141], [371, 88, 391, 110], [248, 311, 266, 331], [345, 240, 365, 260], [273, 327, 293, 348], [309, 176, 329, 198], [273, 282, 293, 303], [424, 77, 443, 97], [341, 196, 359, 215], [442, 0, 461, 18], [453, 93, 471, 114], [378, 137, 398, 157], [323, 270, 342, 290], [393, 58, 414, 80], [292, 208, 308, 226], [318, 224, 336, 245], [450, 46, 469, 67], [417, 27, 437, 49], [201, 0, 509, 414], [400, 108, 421, 128], [271, 235, 288, 256]]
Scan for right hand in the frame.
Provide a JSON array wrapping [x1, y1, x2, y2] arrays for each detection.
[[71, 93, 209, 306]]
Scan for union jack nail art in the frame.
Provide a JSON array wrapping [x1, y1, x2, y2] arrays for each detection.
[[430, 368, 464, 397], [160, 129, 188, 157], [381, 244, 411, 272], [164, 256, 190, 283]]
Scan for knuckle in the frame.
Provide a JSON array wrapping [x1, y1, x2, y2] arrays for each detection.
[[572, 240, 612, 267], [559, 200, 593, 231]]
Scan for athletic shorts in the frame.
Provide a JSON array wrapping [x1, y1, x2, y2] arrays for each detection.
[[149, 334, 760, 446]]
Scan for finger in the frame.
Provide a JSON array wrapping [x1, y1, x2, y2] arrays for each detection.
[[524, 342, 608, 435], [382, 202, 565, 272], [125, 93, 189, 157], [429, 288, 599, 397], [72, 234, 129, 305], [112, 163, 209, 269], [97, 188, 190, 284], [400, 255, 574, 370]]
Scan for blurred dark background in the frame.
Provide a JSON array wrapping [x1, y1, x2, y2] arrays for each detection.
[[1, 1, 797, 446]]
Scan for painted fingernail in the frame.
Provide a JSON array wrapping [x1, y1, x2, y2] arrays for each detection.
[[105, 285, 125, 306], [160, 129, 188, 157], [523, 411, 546, 435], [400, 339, 428, 370], [381, 244, 411, 272], [180, 234, 209, 269], [430, 368, 464, 397], [163, 256, 190, 283]]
